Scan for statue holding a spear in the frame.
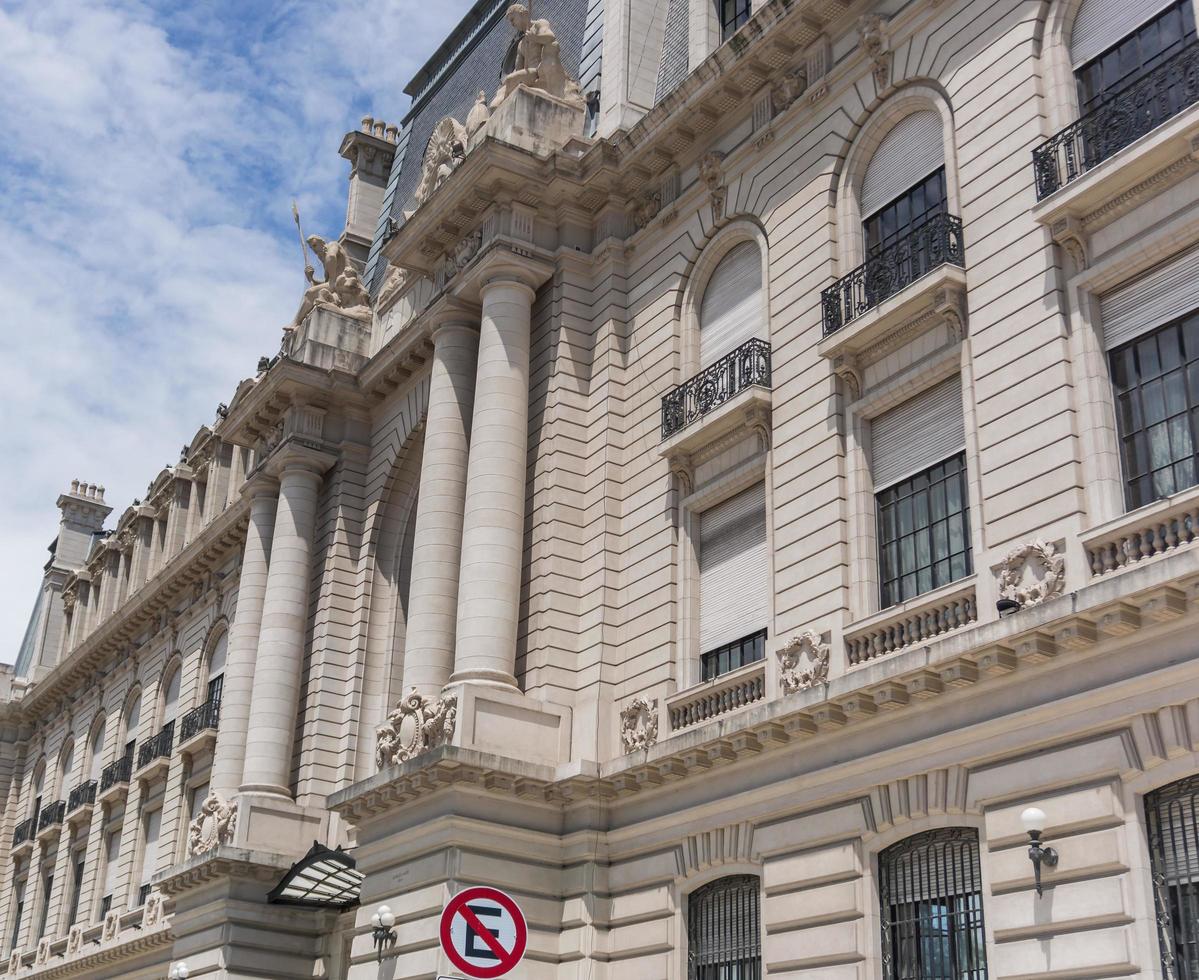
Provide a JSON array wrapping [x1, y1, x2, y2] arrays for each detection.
[[286, 200, 371, 331]]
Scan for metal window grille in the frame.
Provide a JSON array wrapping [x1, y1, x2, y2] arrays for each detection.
[[879, 828, 989, 980], [700, 630, 767, 682], [1146, 775, 1199, 979], [687, 875, 761, 980], [877, 452, 973, 608], [1110, 315, 1199, 510]]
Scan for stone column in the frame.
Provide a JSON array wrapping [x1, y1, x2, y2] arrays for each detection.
[[450, 277, 537, 689], [402, 319, 480, 697], [239, 449, 331, 796], [207, 477, 277, 802]]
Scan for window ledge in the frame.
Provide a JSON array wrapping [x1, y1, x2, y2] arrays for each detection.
[[1032, 102, 1199, 231], [816, 264, 967, 362], [1082, 483, 1199, 580], [845, 577, 979, 667], [658, 385, 771, 460]]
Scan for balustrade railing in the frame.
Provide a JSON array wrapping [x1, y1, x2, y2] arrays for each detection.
[[846, 584, 977, 666], [136, 722, 174, 770], [668, 660, 766, 731], [37, 801, 65, 833], [821, 214, 964, 335], [67, 781, 97, 814], [1033, 40, 1199, 199], [1084, 493, 1199, 577], [661, 339, 771, 439], [100, 754, 132, 792], [180, 698, 221, 742], [12, 817, 35, 848]]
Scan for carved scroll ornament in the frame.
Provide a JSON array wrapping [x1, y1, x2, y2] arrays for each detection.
[[620, 696, 659, 753], [376, 688, 459, 769], [187, 792, 238, 856], [998, 539, 1066, 607], [777, 631, 830, 694]]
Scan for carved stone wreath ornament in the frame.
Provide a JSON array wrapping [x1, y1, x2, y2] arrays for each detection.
[[620, 696, 659, 753], [375, 688, 459, 769], [187, 792, 238, 856], [777, 631, 830, 695], [998, 539, 1066, 607]]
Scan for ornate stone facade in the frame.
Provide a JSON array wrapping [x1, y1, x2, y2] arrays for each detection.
[[619, 696, 659, 753], [375, 689, 458, 769], [776, 631, 830, 694], [187, 792, 238, 856], [998, 539, 1066, 608]]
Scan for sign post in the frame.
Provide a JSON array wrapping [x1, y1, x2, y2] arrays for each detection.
[[438, 886, 528, 979]]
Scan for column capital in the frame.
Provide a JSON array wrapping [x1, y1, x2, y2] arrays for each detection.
[[453, 242, 554, 302], [262, 443, 337, 480], [239, 472, 280, 501], [424, 294, 481, 335]]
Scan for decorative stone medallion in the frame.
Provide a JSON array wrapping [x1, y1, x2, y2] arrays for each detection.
[[620, 696, 659, 753], [375, 688, 459, 770], [777, 631, 830, 694], [998, 539, 1066, 607], [187, 792, 238, 856]]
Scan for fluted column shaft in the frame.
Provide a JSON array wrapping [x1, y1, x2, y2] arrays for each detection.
[[240, 457, 325, 796], [403, 321, 480, 697], [451, 278, 535, 689], [209, 480, 277, 799]]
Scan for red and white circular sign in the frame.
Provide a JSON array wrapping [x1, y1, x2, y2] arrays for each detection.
[[439, 886, 528, 979]]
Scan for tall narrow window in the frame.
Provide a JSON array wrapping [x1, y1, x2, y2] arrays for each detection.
[[98, 830, 120, 921], [87, 725, 104, 784], [124, 694, 141, 761], [66, 847, 85, 927], [872, 377, 972, 607], [687, 875, 761, 979], [879, 829, 989, 980], [136, 808, 162, 907], [1146, 775, 1199, 978], [35, 870, 52, 939], [698, 483, 769, 679], [10, 867, 26, 952], [699, 241, 764, 368], [207, 632, 227, 705]]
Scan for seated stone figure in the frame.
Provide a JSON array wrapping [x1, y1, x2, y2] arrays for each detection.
[[287, 234, 370, 330], [491, 3, 584, 109]]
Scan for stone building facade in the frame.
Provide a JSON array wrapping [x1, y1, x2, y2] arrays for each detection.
[[6, 0, 1199, 976]]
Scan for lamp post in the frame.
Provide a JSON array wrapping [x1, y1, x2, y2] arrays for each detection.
[[371, 905, 397, 962], [1021, 806, 1059, 896], [168, 963, 189, 980]]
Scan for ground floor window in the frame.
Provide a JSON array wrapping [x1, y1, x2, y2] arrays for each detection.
[[879, 828, 988, 980], [1146, 775, 1199, 978], [687, 874, 761, 980]]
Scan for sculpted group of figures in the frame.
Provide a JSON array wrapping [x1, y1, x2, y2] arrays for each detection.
[[288, 4, 581, 332]]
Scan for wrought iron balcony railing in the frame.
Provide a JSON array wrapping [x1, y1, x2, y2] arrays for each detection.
[[37, 801, 65, 833], [821, 213, 965, 336], [180, 698, 220, 742], [1033, 40, 1199, 199], [136, 722, 174, 770], [661, 338, 771, 439], [12, 816, 35, 848], [67, 781, 97, 814], [100, 754, 132, 793]]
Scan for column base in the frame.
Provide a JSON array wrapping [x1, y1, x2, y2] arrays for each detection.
[[232, 792, 330, 856], [444, 682, 573, 766]]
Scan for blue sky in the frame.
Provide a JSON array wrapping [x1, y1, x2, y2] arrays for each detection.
[[0, 0, 471, 658]]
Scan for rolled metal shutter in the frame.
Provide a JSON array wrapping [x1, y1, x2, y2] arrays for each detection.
[[1071, 0, 1174, 66], [871, 376, 965, 489], [699, 241, 764, 366], [861, 110, 945, 218], [699, 482, 768, 652], [1100, 245, 1199, 350]]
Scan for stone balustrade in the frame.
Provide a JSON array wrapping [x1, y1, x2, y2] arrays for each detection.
[[667, 660, 766, 732], [846, 582, 978, 666], [1084, 490, 1199, 578]]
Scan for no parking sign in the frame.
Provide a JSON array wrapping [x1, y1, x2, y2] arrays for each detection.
[[438, 886, 528, 978]]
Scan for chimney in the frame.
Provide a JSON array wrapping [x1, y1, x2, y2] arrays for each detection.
[[337, 117, 401, 265]]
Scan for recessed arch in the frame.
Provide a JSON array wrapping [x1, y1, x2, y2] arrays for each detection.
[[202, 621, 229, 705], [160, 656, 183, 728], [86, 714, 106, 783], [56, 738, 76, 798]]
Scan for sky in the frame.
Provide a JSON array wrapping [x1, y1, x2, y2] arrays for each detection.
[[0, 0, 472, 660]]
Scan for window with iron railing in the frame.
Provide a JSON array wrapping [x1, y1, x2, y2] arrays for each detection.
[[879, 829, 989, 980], [100, 754, 132, 792], [180, 697, 221, 742], [67, 781, 97, 813], [136, 722, 173, 770], [37, 801, 64, 833], [687, 875, 761, 980], [661, 339, 771, 439], [1146, 774, 1199, 979]]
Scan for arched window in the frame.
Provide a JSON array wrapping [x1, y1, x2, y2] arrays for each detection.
[[162, 666, 181, 729], [59, 741, 75, 798], [87, 722, 104, 783], [878, 828, 988, 980], [123, 692, 142, 760], [861, 110, 946, 254], [206, 631, 227, 705], [30, 762, 45, 820], [687, 874, 761, 979], [698, 241, 764, 368], [1071, 0, 1195, 113], [1146, 774, 1199, 977]]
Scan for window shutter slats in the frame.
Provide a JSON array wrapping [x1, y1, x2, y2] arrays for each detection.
[[1100, 245, 1199, 350], [699, 241, 764, 366], [861, 111, 945, 218], [871, 377, 966, 490], [1071, 0, 1174, 66], [699, 482, 768, 652]]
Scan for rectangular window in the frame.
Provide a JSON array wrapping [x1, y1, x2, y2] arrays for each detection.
[[1110, 315, 1199, 510], [688, 875, 761, 979], [10, 877, 25, 952], [66, 850, 85, 927], [35, 871, 52, 939], [1076, 0, 1196, 112], [99, 830, 120, 922], [864, 168, 947, 254], [719, 0, 751, 41], [877, 453, 973, 608], [1146, 776, 1199, 979], [700, 628, 767, 682], [136, 809, 162, 904], [698, 482, 769, 675], [206, 673, 224, 705], [879, 829, 989, 980]]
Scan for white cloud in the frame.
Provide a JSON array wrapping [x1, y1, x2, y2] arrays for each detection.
[[0, 0, 472, 659]]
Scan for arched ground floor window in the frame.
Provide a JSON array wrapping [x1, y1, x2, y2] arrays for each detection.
[[687, 874, 760, 979]]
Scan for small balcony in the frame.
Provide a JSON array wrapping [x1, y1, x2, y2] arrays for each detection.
[[135, 722, 174, 780], [35, 801, 65, 842], [11, 816, 36, 854], [822, 214, 965, 338], [661, 338, 771, 443], [178, 698, 220, 755], [667, 658, 767, 733], [66, 781, 97, 828], [1033, 40, 1199, 200], [97, 755, 132, 804]]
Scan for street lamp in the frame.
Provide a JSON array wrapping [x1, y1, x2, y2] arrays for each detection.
[[168, 963, 189, 980], [1021, 806, 1059, 897], [371, 904, 397, 962]]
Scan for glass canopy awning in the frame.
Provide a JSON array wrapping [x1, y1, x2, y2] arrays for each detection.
[[267, 842, 363, 909]]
